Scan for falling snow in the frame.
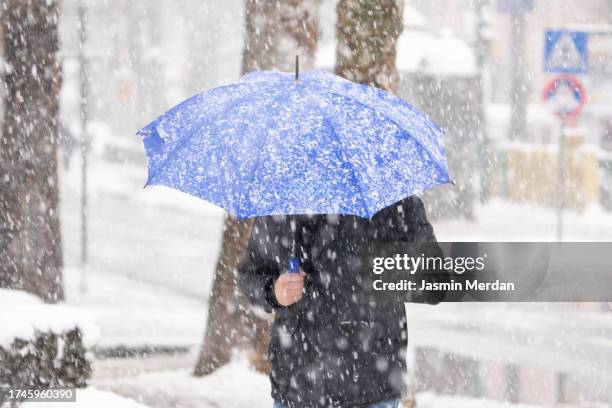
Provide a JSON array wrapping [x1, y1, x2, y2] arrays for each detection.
[[1, 0, 612, 407]]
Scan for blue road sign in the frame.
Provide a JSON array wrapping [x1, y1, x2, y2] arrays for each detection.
[[497, 0, 534, 13], [544, 30, 588, 74]]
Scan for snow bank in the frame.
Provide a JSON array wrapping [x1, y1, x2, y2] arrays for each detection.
[[397, 30, 477, 77], [0, 289, 100, 349], [1, 289, 100, 392], [315, 5, 477, 78], [316, 30, 477, 77], [417, 392, 539, 408], [92, 360, 271, 408], [486, 103, 558, 128], [403, 4, 428, 30], [90, 357, 553, 408], [315, 42, 335, 70], [63, 267, 207, 348], [20, 387, 150, 408]]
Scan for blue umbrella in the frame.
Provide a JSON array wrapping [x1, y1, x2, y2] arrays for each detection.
[[138, 68, 451, 271]]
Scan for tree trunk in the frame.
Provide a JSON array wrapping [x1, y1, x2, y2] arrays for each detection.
[[335, 0, 403, 92], [194, 0, 319, 376], [336, 1, 416, 405], [0, 0, 64, 303]]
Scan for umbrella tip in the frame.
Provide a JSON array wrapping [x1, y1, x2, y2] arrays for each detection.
[[295, 55, 299, 81], [450, 180, 456, 187]]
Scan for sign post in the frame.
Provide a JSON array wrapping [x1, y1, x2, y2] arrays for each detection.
[[542, 76, 587, 242], [542, 29, 588, 242]]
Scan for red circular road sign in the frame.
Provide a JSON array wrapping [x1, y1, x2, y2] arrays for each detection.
[[542, 75, 587, 124]]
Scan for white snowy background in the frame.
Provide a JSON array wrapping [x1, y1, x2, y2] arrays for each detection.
[[3, 0, 612, 407]]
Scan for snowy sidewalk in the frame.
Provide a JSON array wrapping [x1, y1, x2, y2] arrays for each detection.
[[91, 357, 543, 408], [433, 199, 612, 242], [20, 388, 149, 408], [63, 267, 206, 349], [60, 158, 220, 349], [406, 303, 612, 402], [59, 159, 612, 350], [92, 357, 271, 408], [55, 159, 612, 406]]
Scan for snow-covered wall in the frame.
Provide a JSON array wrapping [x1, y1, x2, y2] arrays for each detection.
[[0, 289, 99, 349], [0, 289, 100, 392]]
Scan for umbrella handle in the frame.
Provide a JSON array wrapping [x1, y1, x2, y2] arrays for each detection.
[[288, 257, 300, 273]]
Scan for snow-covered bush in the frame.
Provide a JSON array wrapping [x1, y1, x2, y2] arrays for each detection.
[[0, 290, 99, 405]]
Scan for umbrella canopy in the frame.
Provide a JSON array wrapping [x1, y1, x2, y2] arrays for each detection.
[[138, 70, 451, 219]]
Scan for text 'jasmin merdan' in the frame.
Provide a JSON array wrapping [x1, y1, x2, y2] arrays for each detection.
[[372, 254, 487, 275], [372, 279, 515, 292]]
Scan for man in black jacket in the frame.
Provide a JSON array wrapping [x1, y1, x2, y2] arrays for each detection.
[[238, 196, 441, 408]]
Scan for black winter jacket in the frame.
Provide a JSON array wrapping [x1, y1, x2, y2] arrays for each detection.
[[238, 196, 440, 408]]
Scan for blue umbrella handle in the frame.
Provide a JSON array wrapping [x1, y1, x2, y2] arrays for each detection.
[[288, 257, 300, 273]]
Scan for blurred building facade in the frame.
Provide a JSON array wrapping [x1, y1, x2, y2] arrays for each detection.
[[410, 0, 612, 210], [58, 0, 244, 164], [55, 0, 612, 213]]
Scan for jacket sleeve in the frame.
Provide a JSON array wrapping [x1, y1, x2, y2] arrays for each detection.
[[237, 219, 281, 313], [403, 195, 437, 242], [403, 196, 449, 305]]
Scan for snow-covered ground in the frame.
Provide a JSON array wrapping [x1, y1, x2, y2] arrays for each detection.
[[20, 387, 150, 408], [434, 199, 612, 242], [406, 302, 612, 403], [54, 155, 612, 407], [58, 156, 612, 348], [0, 289, 146, 408], [416, 392, 539, 408], [63, 267, 205, 348], [59, 156, 221, 347], [93, 357, 271, 408], [0, 288, 99, 349], [91, 357, 545, 408]]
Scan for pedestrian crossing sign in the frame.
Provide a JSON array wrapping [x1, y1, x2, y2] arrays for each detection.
[[544, 30, 588, 74]]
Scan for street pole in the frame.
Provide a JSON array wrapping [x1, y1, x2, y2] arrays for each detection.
[[557, 124, 565, 242], [508, 9, 527, 141], [78, 1, 89, 293], [475, 0, 491, 201]]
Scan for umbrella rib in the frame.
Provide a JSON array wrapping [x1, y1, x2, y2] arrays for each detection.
[[139, 81, 266, 134], [314, 88, 450, 182], [237, 87, 291, 217], [320, 116, 371, 218]]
